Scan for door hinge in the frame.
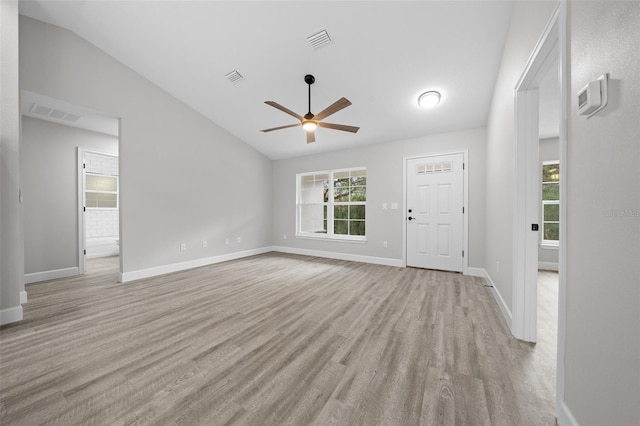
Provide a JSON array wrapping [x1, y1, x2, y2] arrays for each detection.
[[462, 206, 465, 214], [83, 206, 86, 212], [83, 163, 86, 169], [462, 163, 465, 170], [462, 250, 465, 257], [83, 249, 86, 255]]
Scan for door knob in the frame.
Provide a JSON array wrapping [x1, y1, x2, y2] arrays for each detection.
[[408, 216, 415, 221]]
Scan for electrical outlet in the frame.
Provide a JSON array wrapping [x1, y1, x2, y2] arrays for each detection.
[[180, 243, 186, 251], [391, 203, 399, 210], [236, 236, 241, 243], [225, 238, 229, 245], [496, 261, 500, 273], [383, 241, 388, 248], [202, 240, 207, 248], [283, 234, 287, 240]]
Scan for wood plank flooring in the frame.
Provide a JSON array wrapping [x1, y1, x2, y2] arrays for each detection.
[[0, 253, 556, 425]]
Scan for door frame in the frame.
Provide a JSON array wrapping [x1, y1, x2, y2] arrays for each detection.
[[77, 147, 120, 274], [403, 150, 469, 274], [513, 3, 569, 423], [513, 2, 561, 343]]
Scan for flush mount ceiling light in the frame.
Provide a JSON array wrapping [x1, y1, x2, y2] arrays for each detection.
[[418, 91, 441, 108]]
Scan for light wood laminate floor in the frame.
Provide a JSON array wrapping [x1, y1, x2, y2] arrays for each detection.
[[0, 254, 556, 425]]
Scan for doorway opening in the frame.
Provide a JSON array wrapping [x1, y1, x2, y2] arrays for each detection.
[[513, 3, 567, 423], [78, 149, 120, 275]]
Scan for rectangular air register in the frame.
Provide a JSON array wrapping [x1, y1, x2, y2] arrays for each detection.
[[416, 161, 453, 174], [225, 70, 244, 83], [306, 29, 331, 49], [29, 103, 81, 122]]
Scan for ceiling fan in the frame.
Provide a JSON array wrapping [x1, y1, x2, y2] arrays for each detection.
[[261, 74, 359, 144]]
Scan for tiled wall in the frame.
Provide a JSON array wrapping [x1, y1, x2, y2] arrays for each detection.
[[85, 153, 119, 238]]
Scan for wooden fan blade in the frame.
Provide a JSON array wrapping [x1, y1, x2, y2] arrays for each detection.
[[318, 122, 360, 133], [306, 130, 316, 144], [312, 97, 352, 121], [261, 123, 301, 132], [265, 101, 304, 121]]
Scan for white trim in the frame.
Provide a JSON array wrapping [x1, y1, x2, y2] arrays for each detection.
[[20, 290, 28, 304], [25, 267, 79, 284], [513, 5, 561, 343], [295, 234, 367, 244], [557, 400, 579, 426], [77, 147, 86, 274], [540, 243, 559, 250], [0, 305, 23, 325], [485, 270, 512, 329], [556, 1, 569, 420], [273, 245, 404, 268], [465, 267, 486, 278], [402, 150, 469, 274], [119, 247, 273, 283], [538, 261, 559, 271]]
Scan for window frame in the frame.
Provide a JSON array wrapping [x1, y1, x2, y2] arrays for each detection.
[[85, 172, 119, 210], [296, 167, 367, 242], [541, 160, 559, 247]]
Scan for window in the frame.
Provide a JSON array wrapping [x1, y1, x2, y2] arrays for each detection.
[[85, 173, 118, 208], [297, 168, 366, 240], [541, 161, 559, 245]]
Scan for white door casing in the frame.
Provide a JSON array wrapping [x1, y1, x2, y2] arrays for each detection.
[[406, 153, 464, 272]]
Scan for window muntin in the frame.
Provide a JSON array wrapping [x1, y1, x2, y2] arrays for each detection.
[[297, 168, 366, 240], [541, 161, 559, 245]]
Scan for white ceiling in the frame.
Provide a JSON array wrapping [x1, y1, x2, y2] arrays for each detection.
[[19, 1, 516, 160]]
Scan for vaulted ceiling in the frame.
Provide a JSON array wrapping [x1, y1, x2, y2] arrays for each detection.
[[19, 1, 515, 160]]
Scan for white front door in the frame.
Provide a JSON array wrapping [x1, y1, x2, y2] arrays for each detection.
[[406, 153, 464, 272]]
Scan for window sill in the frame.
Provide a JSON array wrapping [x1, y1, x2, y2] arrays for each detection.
[[295, 234, 367, 244], [540, 243, 559, 250]]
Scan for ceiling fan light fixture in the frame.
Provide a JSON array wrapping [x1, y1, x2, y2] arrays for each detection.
[[302, 120, 317, 131], [418, 91, 441, 108]]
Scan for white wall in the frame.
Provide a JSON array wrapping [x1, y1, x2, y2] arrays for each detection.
[[484, 1, 558, 318], [19, 16, 273, 277], [538, 137, 559, 266], [565, 2, 640, 424], [0, 0, 25, 324], [21, 116, 117, 274], [272, 127, 486, 268]]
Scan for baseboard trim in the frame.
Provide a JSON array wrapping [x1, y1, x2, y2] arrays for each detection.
[[557, 400, 579, 426], [20, 291, 28, 304], [0, 305, 23, 325], [538, 261, 559, 271], [119, 247, 274, 283], [484, 270, 513, 329], [25, 267, 79, 284], [272, 246, 404, 268], [465, 267, 486, 277]]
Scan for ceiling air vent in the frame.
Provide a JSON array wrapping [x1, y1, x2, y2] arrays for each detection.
[[63, 113, 81, 123], [306, 29, 331, 49], [50, 109, 67, 119], [225, 70, 243, 83], [29, 103, 82, 122], [32, 104, 52, 116]]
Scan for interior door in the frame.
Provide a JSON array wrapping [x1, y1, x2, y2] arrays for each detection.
[[406, 153, 464, 272]]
